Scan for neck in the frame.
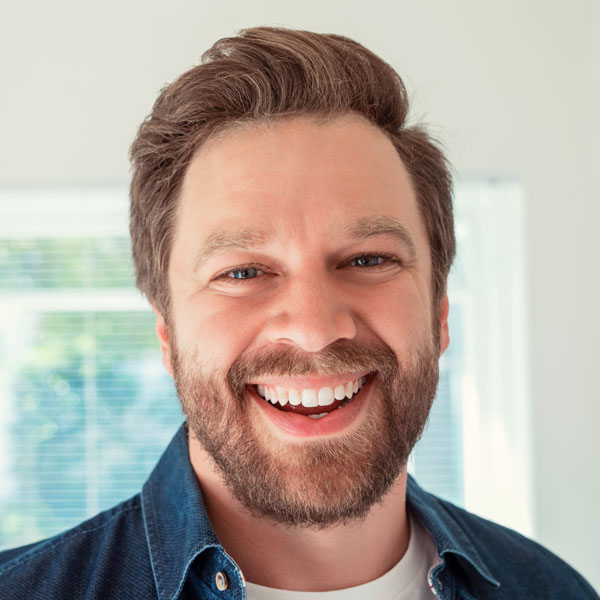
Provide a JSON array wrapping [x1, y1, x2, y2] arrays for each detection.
[[189, 436, 410, 592]]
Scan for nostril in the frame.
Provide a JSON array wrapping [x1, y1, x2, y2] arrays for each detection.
[[263, 307, 357, 354]]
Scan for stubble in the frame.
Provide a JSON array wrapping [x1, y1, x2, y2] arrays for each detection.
[[171, 335, 440, 528]]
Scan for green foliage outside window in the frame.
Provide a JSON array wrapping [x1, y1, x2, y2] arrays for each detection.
[[0, 238, 181, 550]]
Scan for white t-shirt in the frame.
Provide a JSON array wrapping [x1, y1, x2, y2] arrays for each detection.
[[245, 515, 440, 600]]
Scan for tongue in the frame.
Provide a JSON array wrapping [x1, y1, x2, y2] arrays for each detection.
[[278, 398, 346, 415]]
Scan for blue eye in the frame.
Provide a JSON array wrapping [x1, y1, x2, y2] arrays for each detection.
[[348, 254, 402, 270], [351, 255, 390, 267], [226, 266, 260, 280], [212, 263, 269, 283]]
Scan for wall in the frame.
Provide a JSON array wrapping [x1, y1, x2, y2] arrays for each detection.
[[1, 0, 598, 589]]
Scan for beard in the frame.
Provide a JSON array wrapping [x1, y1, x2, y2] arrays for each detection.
[[172, 333, 440, 529]]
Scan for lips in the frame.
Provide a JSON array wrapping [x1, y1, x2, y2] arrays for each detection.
[[248, 374, 375, 439], [249, 374, 375, 437]]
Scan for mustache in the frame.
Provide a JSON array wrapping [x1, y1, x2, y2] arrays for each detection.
[[227, 339, 400, 397]]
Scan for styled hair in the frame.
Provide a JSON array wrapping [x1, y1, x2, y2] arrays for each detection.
[[130, 26, 455, 316]]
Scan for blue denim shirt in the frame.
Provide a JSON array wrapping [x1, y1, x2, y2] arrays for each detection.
[[0, 424, 597, 599]]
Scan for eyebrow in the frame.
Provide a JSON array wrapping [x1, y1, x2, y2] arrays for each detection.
[[193, 215, 417, 271], [193, 229, 271, 271], [343, 216, 417, 258]]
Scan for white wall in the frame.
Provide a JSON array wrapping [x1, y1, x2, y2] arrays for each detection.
[[1, 0, 598, 589]]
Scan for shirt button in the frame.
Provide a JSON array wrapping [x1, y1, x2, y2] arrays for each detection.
[[215, 571, 229, 591]]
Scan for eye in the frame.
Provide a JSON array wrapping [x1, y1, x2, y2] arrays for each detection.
[[213, 264, 267, 283], [347, 253, 401, 269], [227, 266, 261, 279]]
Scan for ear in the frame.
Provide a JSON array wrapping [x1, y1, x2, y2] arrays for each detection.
[[438, 293, 450, 356], [153, 305, 174, 378]]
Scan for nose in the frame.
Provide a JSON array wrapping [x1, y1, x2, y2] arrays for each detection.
[[263, 272, 358, 353]]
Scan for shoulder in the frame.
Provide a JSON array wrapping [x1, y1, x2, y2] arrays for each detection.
[[0, 494, 157, 600], [424, 491, 598, 598]]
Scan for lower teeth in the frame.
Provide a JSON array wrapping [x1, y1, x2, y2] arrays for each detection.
[[306, 395, 355, 419], [307, 413, 329, 419]]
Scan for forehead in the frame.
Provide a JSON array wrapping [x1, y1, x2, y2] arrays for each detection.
[[174, 114, 428, 260]]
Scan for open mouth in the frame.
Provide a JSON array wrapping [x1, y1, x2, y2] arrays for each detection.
[[250, 372, 375, 420]]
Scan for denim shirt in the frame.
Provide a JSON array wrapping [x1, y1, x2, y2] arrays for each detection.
[[0, 424, 597, 600]]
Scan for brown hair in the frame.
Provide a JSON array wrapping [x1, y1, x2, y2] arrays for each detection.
[[130, 26, 455, 317]]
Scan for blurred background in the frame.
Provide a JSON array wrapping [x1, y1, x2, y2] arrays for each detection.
[[0, 0, 598, 590]]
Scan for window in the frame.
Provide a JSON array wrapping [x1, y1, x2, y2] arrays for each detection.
[[0, 181, 532, 550], [412, 179, 532, 536]]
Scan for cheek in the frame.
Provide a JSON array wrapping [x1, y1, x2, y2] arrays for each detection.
[[175, 295, 267, 367], [352, 285, 432, 352]]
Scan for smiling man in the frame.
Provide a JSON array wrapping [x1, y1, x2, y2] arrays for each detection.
[[0, 26, 597, 600], [164, 114, 443, 536]]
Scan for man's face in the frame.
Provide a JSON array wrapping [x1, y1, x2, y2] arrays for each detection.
[[156, 114, 449, 527]]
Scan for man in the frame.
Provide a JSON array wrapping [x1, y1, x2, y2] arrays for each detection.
[[0, 26, 596, 600]]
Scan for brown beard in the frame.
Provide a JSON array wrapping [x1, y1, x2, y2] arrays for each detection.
[[172, 336, 440, 528]]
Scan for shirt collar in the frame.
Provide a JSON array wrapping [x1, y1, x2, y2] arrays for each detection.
[[141, 423, 221, 600], [142, 424, 501, 598], [406, 474, 501, 590]]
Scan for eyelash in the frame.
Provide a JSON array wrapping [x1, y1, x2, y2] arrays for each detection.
[[213, 253, 402, 284]]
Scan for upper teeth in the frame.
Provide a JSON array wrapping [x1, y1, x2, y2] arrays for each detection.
[[256, 376, 366, 408]]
